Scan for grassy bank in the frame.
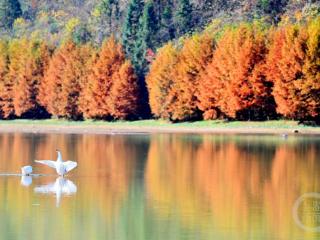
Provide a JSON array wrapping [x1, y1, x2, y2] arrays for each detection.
[[0, 119, 319, 135]]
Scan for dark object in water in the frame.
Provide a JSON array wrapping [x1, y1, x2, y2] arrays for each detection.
[[293, 129, 299, 134]]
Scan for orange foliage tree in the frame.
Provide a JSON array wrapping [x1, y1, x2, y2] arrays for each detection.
[[80, 36, 125, 119], [147, 34, 215, 121], [80, 36, 140, 120], [146, 42, 179, 119], [109, 60, 140, 120], [168, 34, 215, 121], [36, 43, 54, 111], [266, 18, 320, 120], [199, 24, 276, 120], [0, 40, 10, 118], [41, 41, 93, 119], [2, 39, 22, 118], [60, 43, 93, 119], [12, 38, 52, 118]]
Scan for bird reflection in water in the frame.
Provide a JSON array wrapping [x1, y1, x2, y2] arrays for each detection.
[[34, 177, 77, 207], [21, 176, 32, 187]]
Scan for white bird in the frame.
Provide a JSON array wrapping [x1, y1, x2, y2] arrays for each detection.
[[34, 177, 77, 207], [21, 165, 33, 176], [35, 149, 77, 176]]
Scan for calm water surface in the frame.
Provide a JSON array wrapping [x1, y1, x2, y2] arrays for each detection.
[[0, 133, 320, 240]]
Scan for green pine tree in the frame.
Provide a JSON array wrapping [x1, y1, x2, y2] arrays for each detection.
[[0, 0, 22, 29], [257, 0, 288, 23], [174, 0, 193, 36], [161, 4, 175, 42], [121, 0, 144, 75], [121, 0, 151, 117], [141, 1, 158, 50], [135, 0, 159, 75]]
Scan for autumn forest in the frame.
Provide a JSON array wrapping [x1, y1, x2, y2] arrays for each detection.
[[0, 0, 319, 122]]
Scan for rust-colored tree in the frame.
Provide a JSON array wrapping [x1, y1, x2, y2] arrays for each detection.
[[3, 39, 21, 118], [42, 41, 92, 119], [109, 61, 140, 120], [60, 43, 93, 119], [41, 42, 68, 117], [303, 17, 320, 120], [199, 24, 276, 120], [0, 40, 10, 118], [167, 34, 215, 121], [78, 51, 98, 118], [80, 36, 125, 119], [37, 43, 54, 111], [267, 18, 320, 120], [12, 38, 52, 118], [146, 42, 179, 119]]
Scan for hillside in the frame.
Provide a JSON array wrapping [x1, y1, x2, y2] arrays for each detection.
[[1, 0, 319, 45]]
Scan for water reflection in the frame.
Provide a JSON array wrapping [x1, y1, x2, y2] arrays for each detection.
[[145, 135, 320, 239], [34, 177, 77, 207], [0, 133, 319, 239], [20, 175, 32, 187]]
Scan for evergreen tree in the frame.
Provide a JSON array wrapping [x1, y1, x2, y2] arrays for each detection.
[[122, 0, 144, 76], [141, 1, 158, 50], [136, 0, 159, 75], [160, 2, 175, 42], [258, 0, 288, 22], [174, 0, 193, 36], [0, 0, 22, 29], [122, 0, 153, 117]]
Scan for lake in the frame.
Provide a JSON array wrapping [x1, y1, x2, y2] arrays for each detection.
[[0, 133, 320, 240]]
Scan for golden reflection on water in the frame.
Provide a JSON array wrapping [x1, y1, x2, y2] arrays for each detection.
[[145, 135, 320, 239], [0, 133, 320, 240]]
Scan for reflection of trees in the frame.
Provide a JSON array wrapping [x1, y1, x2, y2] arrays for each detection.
[[264, 143, 320, 239], [194, 138, 273, 235], [0, 133, 40, 172], [145, 135, 206, 227], [74, 135, 137, 222], [1, 133, 320, 239], [0, 133, 142, 240], [145, 134, 273, 237], [146, 135, 320, 239], [34, 134, 140, 222]]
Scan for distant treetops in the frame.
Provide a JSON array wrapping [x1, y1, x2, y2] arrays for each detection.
[[0, 17, 319, 122]]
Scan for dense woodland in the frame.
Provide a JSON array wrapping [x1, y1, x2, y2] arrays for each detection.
[[0, 0, 319, 121]]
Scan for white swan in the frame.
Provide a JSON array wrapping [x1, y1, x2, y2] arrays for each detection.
[[35, 150, 77, 176], [34, 177, 77, 207], [21, 166, 33, 176]]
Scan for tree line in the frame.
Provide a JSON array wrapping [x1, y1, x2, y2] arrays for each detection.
[[0, 17, 319, 121], [147, 17, 320, 121], [0, 37, 140, 120]]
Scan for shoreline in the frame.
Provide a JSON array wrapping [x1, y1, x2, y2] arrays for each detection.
[[0, 120, 319, 135]]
